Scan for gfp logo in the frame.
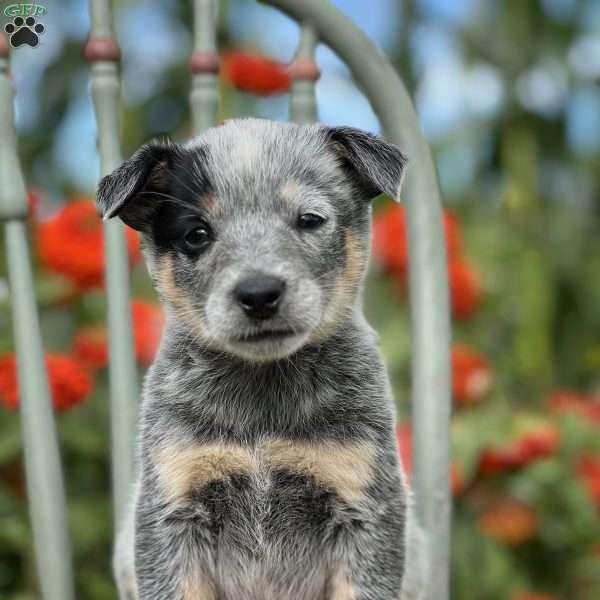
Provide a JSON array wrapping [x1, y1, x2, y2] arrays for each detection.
[[3, 4, 47, 48]]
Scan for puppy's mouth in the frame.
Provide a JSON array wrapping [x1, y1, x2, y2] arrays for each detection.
[[225, 327, 311, 361], [236, 329, 297, 343]]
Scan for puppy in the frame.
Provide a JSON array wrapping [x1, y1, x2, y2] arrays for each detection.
[[97, 118, 414, 600]]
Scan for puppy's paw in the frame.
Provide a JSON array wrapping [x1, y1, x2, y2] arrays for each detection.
[[114, 507, 139, 600], [400, 504, 427, 600]]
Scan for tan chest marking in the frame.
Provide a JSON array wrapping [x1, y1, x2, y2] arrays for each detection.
[[181, 571, 216, 600], [153, 443, 257, 504], [264, 439, 375, 504], [330, 566, 357, 600], [153, 439, 375, 506]]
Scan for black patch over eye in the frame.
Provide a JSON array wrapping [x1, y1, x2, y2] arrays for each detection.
[[180, 223, 213, 254], [297, 213, 326, 231]]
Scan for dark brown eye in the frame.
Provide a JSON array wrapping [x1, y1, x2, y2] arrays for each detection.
[[182, 224, 212, 253], [297, 213, 326, 231]]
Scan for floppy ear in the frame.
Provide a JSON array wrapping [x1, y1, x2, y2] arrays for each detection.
[[325, 126, 407, 201], [96, 142, 180, 231]]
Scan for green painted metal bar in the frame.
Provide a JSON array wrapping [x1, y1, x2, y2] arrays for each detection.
[[289, 24, 319, 124], [0, 35, 76, 600], [263, 2, 452, 599], [86, 0, 139, 531], [190, 0, 220, 135]]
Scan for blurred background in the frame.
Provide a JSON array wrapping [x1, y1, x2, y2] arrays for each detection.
[[0, 0, 599, 598]]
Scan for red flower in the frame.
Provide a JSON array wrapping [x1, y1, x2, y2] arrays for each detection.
[[478, 498, 538, 546], [373, 205, 480, 319], [373, 204, 409, 277], [518, 424, 560, 460], [396, 421, 412, 477], [73, 326, 109, 371], [478, 422, 560, 476], [478, 446, 524, 476], [577, 455, 600, 509], [451, 344, 493, 407], [0, 353, 93, 412], [132, 300, 165, 366], [443, 210, 462, 259], [396, 422, 463, 495], [512, 593, 558, 600], [448, 260, 481, 320], [450, 463, 466, 496], [37, 200, 141, 291], [549, 390, 600, 426], [372, 205, 461, 280], [222, 52, 290, 96]]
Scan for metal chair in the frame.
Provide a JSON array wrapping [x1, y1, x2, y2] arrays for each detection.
[[0, 1, 451, 598]]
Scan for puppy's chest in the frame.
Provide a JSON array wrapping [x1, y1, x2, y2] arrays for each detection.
[[152, 438, 375, 546]]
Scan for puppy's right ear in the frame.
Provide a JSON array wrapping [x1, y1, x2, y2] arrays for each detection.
[[96, 142, 180, 231]]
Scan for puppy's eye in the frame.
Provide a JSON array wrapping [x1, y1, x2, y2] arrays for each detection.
[[297, 213, 326, 231], [181, 224, 212, 253]]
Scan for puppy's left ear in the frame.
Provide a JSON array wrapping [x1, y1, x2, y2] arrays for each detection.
[[325, 126, 407, 201], [96, 142, 180, 231]]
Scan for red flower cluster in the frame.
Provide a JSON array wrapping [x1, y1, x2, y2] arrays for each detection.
[[222, 52, 290, 96], [73, 326, 109, 371], [577, 455, 600, 510], [131, 300, 165, 366], [478, 422, 560, 476], [73, 300, 165, 369], [512, 594, 558, 600], [0, 353, 93, 412], [372, 204, 481, 320], [448, 261, 481, 320], [478, 497, 538, 546], [548, 390, 600, 426], [37, 200, 141, 291], [451, 344, 494, 407]]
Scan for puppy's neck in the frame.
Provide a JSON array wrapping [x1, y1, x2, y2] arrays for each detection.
[[150, 314, 383, 438]]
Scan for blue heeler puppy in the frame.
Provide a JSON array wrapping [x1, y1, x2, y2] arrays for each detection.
[[97, 118, 421, 600]]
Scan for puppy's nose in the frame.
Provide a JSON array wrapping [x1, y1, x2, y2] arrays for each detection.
[[234, 275, 286, 320]]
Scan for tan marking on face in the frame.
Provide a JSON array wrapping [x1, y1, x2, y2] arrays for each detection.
[[153, 443, 258, 504], [156, 253, 177, 301], [330, 566, 356, 600], [181, 571, 216, 600], [156, 254, 212, 344], [264, 439, 374, 504], [312, 229, 367, 342], [342, 229, 367, 291], [280, 179, 304, 204], [199, 193, 222, 218]]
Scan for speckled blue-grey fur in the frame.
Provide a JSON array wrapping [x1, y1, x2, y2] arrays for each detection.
[[96, 118, 418, 600]]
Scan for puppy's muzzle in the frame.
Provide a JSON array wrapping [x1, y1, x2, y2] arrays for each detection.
[[233, 274, 286, 321]]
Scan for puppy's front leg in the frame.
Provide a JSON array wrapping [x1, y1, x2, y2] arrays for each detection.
[[135, 498, 217, 600], [114, 481, 140, 600], [327, 469, 408, 599]]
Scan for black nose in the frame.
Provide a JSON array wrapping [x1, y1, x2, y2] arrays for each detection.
[[234, 275, 286, 320]]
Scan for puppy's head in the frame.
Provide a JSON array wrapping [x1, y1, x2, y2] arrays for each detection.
[[97, 119, 406, 362]]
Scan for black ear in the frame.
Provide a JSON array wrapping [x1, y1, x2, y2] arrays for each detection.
[[96, 142, 180, 231], [325, 126, 407, 201]]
